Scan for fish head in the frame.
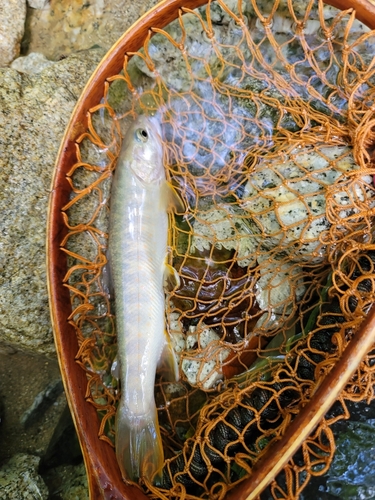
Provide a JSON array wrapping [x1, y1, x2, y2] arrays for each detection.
[[122, 115, 164, 184]]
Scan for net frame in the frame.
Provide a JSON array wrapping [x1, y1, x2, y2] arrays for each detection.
[[47, 1, 375, 499]]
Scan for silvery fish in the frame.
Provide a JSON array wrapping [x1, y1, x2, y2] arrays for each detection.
[[108, 115, 180, 483]]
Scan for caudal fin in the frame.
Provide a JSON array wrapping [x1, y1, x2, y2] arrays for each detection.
[[115, 404, 164, 483]]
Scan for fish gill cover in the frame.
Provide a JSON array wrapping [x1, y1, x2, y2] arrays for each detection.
[[61, 0, 375, 498]]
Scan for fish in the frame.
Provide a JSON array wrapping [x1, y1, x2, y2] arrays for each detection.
[[108, 115, 181, 483]]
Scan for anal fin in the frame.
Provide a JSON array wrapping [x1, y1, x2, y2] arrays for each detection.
[[159, 333, 179, 382], [163, 263, 180, 292]]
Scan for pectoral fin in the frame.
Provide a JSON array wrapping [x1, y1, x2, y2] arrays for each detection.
[[160, 181, 185, 214]]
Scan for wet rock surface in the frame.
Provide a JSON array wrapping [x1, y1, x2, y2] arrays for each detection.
[[0, 454, 49, 500], [0, 350, 85, 498], [44, 463, 88, 500], [300, 399, 375, 500], [40, 404, 82, 471], [0, 351, 65, 462], [20, 379, 64, 428]]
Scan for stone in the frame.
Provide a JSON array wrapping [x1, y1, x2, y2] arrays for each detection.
[[20, 378, 64, 428], [27, 0, 49, 8], [43, 463, 88, 500], [10, 52, 54, 73], [0, 47, 106, 356], [0, 350, 65, 461], [181, 325, 230, 390], [0, 454, 49, 500], [40, 404, 82, 470], [0, 0, 27, 67], [26, 0, 161, 60], [190, 208, 258, 268]]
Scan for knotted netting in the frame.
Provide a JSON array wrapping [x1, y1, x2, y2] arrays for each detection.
[[61, 0, 375, 498]]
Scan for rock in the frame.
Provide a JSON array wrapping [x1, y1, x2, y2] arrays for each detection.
[[0, 350, 66, 461], [20, 378, 64, 428], [26, 0, 161, 60], [27, 0, 48, 8], [181, 325, 230, 390], [0, 0, 27, 67], [242, 145, 375, 263], [255, 257, 306, 314], [0, 47, 106, 356], [303, 399, 375, 499], [43, 462, 88, 500], [0, 454, 49, 500], [190, 208, 258, 268], [10, 52, 54, 73], [40, 404, 82, 471]]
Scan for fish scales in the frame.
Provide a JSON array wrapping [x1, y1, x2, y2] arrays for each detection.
[[108, 116, 176, 483], [113, 187, 166, 413]]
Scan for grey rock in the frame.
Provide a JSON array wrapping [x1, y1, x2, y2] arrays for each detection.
[[40, 404, 82, 471], [43, 463, 88, 500], [20, 378, 64, 428], [0, 454, 48, 499], [0, 47, 106, 356], [0, 350, 66, 463], [0, 0, 27, 67], [11, 52, 54, 74], [27, 0, 49, 8]]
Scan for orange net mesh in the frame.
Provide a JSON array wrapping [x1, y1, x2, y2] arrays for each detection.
[[61, 0, 375, 498]]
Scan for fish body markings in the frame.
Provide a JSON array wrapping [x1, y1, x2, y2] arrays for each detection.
[[108, 116, 178, 483]]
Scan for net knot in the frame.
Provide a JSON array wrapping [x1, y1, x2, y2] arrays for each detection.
[[293, 20, 305, 35]]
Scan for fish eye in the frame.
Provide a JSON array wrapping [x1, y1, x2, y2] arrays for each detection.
[[135, 128, 148, 143]]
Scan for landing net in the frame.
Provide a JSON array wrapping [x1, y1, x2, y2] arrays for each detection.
[[61, 0, 375, 498]]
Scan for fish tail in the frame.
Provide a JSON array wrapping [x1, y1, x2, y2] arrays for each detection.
[[115, 403, 164, 483]]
